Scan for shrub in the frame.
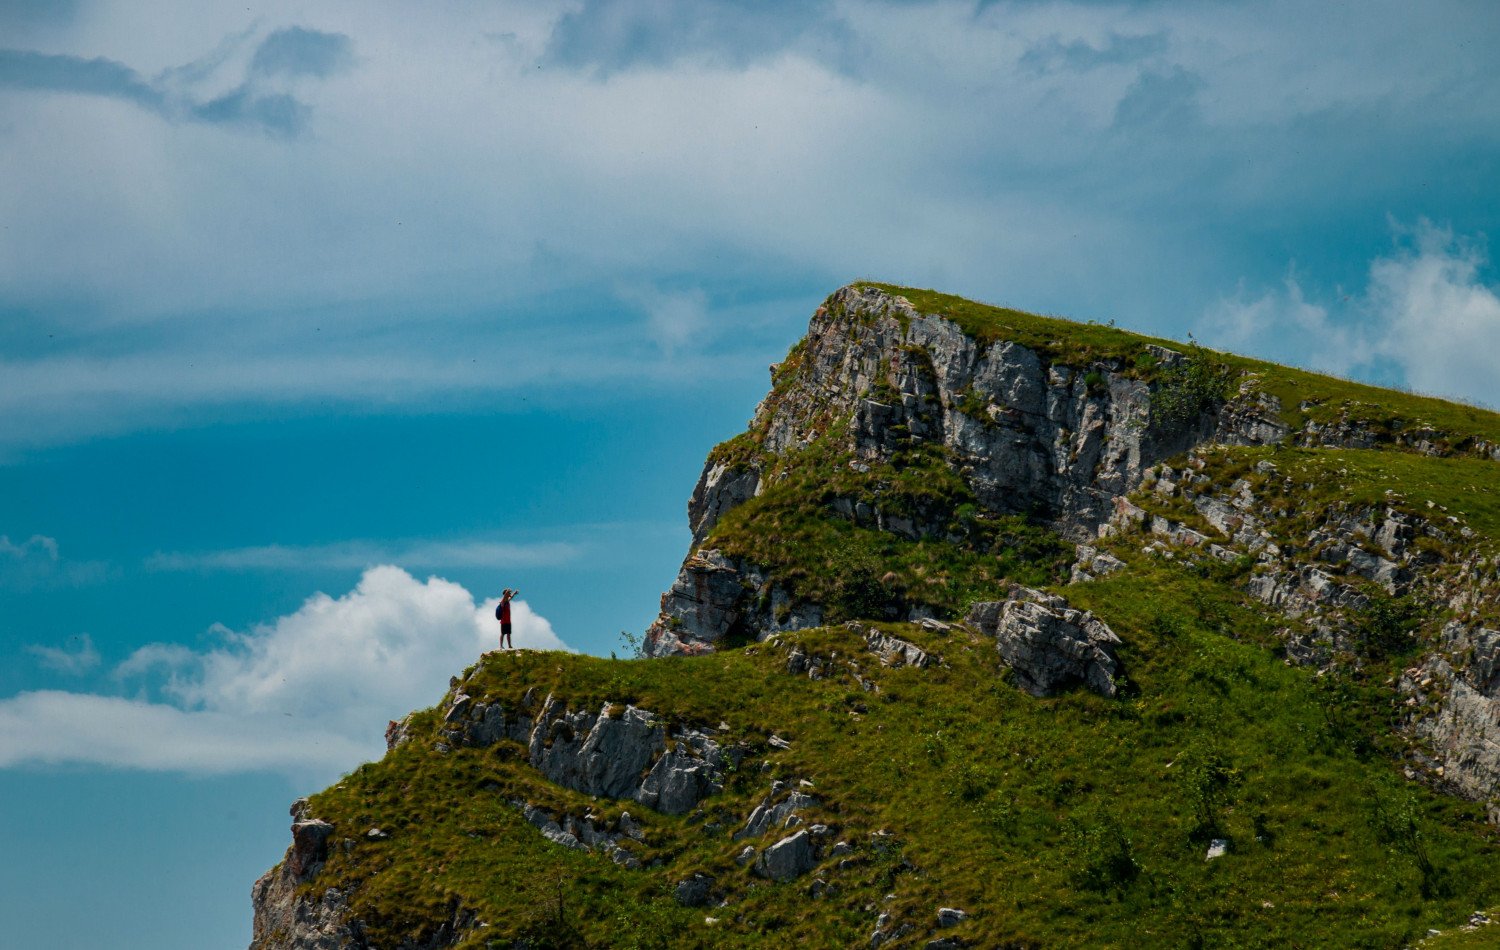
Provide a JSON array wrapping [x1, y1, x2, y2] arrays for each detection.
[[1066, 811, 1142, 893], [1151, 343, 1237, 431]]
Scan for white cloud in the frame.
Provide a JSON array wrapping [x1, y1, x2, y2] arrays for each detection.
[[1365, 222, 1500, 405], [25, 633, 101, 675], [145, 538, 579, 572], [0, 565, 569, 779], [1196, 220, 1500, 408], [1198, 270, 1371, 378], [0, 691, 370, 773], [0, 534, 111, 589]]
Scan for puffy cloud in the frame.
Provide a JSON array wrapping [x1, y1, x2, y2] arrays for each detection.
[[25, 633, 101, 675], [1364, 222, 1500, 405], [1197, 220, 1500, 408], [0, 566, 570, 779]]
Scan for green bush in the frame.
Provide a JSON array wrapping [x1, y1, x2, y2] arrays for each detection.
[[1152, 343, 1237, 431]]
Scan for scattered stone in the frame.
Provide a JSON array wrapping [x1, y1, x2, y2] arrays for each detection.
[[618, 811, 645, 842], [864, 628, 934, 668], [936, 907, 969, 927], [735, 845, 758, 867], [736, 785, 820, 840], [1206, 839, 1229, 860], [364, 827, 390, 841]]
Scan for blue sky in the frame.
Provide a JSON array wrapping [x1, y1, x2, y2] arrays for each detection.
[[2, 1, 1499, 946]]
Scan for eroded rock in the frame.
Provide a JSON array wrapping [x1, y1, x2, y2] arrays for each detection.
[[967, 587, 1122, 697]]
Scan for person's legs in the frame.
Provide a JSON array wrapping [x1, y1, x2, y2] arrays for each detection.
[[502, 621, 513, 649]]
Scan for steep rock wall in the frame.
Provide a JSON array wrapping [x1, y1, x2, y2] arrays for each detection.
[[647, 284, 1277, 657]]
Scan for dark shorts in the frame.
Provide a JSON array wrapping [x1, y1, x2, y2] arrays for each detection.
[[501, 621, 513, 637]]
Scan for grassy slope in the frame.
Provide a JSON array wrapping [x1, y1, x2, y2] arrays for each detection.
[[289, 285, 1500, 948], [304, 558, 1500, 948]]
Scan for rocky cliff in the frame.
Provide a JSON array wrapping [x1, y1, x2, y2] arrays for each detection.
[[645, 284, 1287, 657], [251, 283, 1500, 950]]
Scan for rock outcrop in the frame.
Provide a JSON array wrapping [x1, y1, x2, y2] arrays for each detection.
[[437, 688, 743, 817], [966, 587, 1123, 697], [1402, 622, 1500, 821], [250, 802, 365, 950], [645, 284, 1280, 657]]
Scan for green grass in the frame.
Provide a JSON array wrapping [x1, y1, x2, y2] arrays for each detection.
[[301, 559, 1500, 948]]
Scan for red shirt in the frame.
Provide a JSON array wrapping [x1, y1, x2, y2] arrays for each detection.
[[499, 600, 512, 623]]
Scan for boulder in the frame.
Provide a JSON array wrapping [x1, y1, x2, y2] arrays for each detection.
[[755, 830, 816, 881], [673, 873, 717, 908], [288, 820, 334, 881], [967, 587, 1123, 697]]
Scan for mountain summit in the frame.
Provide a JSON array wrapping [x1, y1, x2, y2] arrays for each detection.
[[251, 284, 1500, 949]]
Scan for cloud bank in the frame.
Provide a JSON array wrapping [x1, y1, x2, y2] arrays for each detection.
[[2, 0, 1496, 452], [0, 566, 568, 779], [1198, 220, 1500, 407]]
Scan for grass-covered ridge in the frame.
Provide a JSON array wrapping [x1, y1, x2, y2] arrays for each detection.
[[860, 282, 1500, 448], [302, 560, 1500, 948]]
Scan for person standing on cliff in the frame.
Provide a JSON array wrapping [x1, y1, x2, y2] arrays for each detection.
[[496, 589, 517, 649]]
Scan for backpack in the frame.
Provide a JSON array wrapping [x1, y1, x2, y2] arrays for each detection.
[[495, 601, 504, 621]]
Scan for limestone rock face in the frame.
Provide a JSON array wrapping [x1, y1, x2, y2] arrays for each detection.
[[967, 587, 1123, 698], [436, 688, 741, 817], [643, 549, 823, 658], [646, 284, 1283, 657], [1403, 622, 1500, 819], [689, 461, 760, 545], [250, 805, 364, 950]]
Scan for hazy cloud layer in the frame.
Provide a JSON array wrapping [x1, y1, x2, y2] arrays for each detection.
[[2, 0, 1498, 451], [146, 538, 580, 572], [0, 566, 569, 778], [0, 534, 111, 589], [26, 633, 101, 675]]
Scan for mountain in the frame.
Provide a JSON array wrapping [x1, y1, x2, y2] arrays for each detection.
[[250, 284, 1500, 949]]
